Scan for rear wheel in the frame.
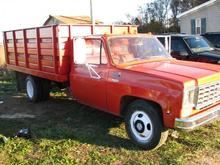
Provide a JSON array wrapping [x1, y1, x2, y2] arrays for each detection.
[[25, 76, 42, 102], [125, 100, 169, 150]]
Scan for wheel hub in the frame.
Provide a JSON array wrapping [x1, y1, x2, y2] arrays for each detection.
[[130, 111, 153, 142], [134, 120, 145, 133]]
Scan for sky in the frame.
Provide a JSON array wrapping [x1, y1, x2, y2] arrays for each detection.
[[0, 0, 152, 42]]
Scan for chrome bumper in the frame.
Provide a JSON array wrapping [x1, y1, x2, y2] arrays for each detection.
[[175, 105, 220, 131]]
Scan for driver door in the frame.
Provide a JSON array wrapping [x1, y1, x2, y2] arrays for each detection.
[[70, 38, 108, 111]]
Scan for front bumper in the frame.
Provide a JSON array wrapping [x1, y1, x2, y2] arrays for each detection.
[[174, 104, 220, 131]]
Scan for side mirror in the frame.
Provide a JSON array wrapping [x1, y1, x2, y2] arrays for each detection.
[[74, 38, 87, 64]]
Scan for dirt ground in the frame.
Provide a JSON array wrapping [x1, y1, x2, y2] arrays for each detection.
[[0, 89, 219, 164], [0, 92, 81, 121]]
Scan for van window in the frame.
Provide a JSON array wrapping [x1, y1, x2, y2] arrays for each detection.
[[171, 38, 187, 52]]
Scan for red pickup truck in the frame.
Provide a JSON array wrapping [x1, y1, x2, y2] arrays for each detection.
[[3, 24, 220, 150]]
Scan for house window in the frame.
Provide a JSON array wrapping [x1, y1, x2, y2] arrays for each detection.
[[196, 18, 201, 34], [191, 18, 206, 35]]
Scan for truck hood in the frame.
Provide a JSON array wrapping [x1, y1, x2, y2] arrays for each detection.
[[122, 60, 220, 84]]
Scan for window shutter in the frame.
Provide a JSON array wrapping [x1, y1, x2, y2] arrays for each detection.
[[191, 19, 196, 34], [201, 18, 206, 34]]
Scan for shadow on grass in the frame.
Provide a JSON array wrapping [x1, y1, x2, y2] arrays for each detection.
[[0, 94, 139, 150]]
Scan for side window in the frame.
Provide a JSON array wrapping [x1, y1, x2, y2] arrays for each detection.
[[85, 39, 107, 65], [171, 38, 187, 52], [157, 37, 165, 47]]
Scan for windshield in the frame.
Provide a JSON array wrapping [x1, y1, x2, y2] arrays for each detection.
[[108, 36, 171, 65], [184, 36, 214, 53]]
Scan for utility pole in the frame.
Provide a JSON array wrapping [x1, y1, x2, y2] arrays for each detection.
[[90, 0, 95, 26]]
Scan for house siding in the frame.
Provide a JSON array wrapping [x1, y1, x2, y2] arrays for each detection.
[[180, 1, 220, 34]]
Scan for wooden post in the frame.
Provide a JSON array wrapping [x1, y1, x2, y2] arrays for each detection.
[[36, 28, 42, 70], [52, 26, 58, 73], [12, 31, 18, 66], [128, 26, 131, 34], [23, 29, 29, 68], [3, 32, 9, 65]]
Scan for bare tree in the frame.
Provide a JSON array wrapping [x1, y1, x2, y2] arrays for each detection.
[[139, 0, 171, 24], [155, 0, 170, 24], [129, 0, 210, 33]]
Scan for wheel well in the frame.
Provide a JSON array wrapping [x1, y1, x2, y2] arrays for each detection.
[[120, 96, 163, 120]]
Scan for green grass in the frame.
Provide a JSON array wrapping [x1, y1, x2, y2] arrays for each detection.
[[0, 80, 16, 96], [0, 80, 220, 164]]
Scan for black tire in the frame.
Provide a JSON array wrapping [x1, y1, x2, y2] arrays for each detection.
[[25, 76, 42, 102], [125, 100, 169, 150], [40, 79, 51, 101]]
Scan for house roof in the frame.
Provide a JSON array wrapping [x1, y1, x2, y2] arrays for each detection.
[[43, 15, 103, 25], [177, 0, 219, 18]]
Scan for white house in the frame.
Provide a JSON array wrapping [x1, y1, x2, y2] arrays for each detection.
[[178, 0, 220, 35]]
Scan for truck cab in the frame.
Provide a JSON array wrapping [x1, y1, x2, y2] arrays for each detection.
[[70, 34, 172, 114]]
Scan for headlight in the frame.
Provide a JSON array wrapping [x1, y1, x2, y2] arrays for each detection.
[[183, 89, 196, 107], [181, 81, 198, 118]]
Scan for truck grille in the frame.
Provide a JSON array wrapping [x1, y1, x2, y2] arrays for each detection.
[[196, 81, 220, 109]]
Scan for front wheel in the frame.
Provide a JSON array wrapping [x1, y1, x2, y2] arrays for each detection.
[[125, 100, 168, 150]]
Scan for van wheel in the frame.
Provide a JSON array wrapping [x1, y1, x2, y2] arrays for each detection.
[[25, 76, 42, 102], [125, 100, 169, 150]]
